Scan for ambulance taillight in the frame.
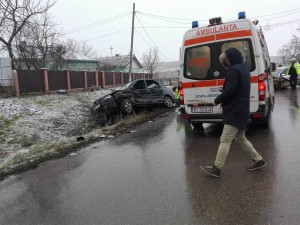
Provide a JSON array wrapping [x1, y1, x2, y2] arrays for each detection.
[[258, 74, 267, 101], [179, 82, 184, 105]]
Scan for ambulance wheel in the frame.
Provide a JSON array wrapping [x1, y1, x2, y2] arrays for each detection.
[[259, 108, 271, 128], [192, 122, 204, 130]]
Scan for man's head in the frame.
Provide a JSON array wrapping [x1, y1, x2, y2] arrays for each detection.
[[219, 48, 244, 69], [291, 58, 297, 64], [219, 52, 231, 69]]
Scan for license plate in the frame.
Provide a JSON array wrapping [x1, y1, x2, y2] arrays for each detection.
[[191, 106, 213, 113]]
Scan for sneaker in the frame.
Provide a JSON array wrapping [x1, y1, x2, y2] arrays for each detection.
[[201, 165, 221, 178], [247, 159, 266, 171]]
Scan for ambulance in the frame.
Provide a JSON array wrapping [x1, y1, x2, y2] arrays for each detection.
[[179, 12, 275, 129]]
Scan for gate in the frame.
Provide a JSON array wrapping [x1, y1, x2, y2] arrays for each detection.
[[0, 58, 12, 86]]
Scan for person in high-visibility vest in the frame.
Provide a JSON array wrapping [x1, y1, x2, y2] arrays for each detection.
[[173, 86, 180, 106], [295, 59, 300, 87], [287, 58, 300, 90]]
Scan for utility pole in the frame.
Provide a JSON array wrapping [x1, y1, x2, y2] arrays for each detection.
[[129, 3, 135, 81]]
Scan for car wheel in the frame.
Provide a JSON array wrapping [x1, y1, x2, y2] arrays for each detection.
[[95, 113, 109, 126], [120, 99, 133, 114], [163, 96, 174, 108], [112, 112, 123, 124], [274, 80, 280, 91]]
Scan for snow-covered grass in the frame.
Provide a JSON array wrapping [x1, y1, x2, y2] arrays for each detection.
[[0, 88, 112, 177], [0, 88, 171, 179]]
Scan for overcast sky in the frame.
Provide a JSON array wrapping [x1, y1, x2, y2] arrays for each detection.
[[8, 0, 300, 62]]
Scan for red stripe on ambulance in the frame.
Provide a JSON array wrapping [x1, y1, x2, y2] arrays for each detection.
[[184, 30, 252, 46], [182, 76, 258, 89]]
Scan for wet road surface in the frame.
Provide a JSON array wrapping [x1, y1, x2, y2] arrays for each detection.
[[1, 89, 300, 225]]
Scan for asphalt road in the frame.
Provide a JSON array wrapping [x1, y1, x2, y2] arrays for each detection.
[[1, 88, 300, 225]]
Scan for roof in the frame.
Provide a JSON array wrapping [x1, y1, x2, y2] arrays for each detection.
[[98, 55, 142, 69], [63, 53, 98, 62]]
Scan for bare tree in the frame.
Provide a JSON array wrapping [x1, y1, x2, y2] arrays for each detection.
[[142, 47, 160, 76], [278, 32, 300, 65], [289, 35, 300, 61], [78, 41, 98, 58], [14, 12, 62, 69], [277, 45, 290, 66], [0, 0, 56, 69], [51, 38, 98, 70]]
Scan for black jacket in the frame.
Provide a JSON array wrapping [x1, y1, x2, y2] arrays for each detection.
[[214, 48, 250, 130]]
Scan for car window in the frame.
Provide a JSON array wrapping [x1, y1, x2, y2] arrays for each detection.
[[184, 39, 255, 81], [146, 80, 159, 88], [282, 68, 288, 75], [220, 40, 254, 72], [273, 68, 282, 77], [120, 81, 133, 90], [184, 45, 211, 80], [133, 80, 146, 90]]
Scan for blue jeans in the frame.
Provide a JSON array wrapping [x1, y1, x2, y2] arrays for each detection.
[[215, 124, 262, 169]]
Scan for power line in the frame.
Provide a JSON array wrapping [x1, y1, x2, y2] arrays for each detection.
[[259, 10, 300, 22], [250, 8, 300, 19], [135, 14, 169, 61], [137, 12, 193, 24], [137, 8, 300, 24], [64, 12, 131, 34], [85, 28, 131, 42], [262, 18, 300, 31]]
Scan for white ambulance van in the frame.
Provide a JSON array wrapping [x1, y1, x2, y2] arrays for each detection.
[[179, 12, 275, 129]]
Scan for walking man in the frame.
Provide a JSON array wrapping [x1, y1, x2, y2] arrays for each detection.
[[201, 48, 266, 178]]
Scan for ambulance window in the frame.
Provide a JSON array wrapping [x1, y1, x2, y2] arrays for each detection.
[[221, 40, 255, 72], [184, 46, 211, 80]]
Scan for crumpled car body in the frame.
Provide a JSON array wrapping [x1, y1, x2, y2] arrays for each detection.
[[273, 66, 300, 91], [92, 79, 176, 125]]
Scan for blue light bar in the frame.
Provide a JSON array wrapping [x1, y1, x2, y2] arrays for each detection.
[[238, 11, 246, 19], [192, 21, 199, 28]]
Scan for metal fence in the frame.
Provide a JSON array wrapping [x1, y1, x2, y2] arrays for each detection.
[[13, 69, 152, 96]]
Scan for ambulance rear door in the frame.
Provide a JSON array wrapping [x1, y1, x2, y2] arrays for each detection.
[[182, 31, 227, 117]]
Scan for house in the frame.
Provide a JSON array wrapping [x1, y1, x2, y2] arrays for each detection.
[[62, 54, 99, 71], [98, 54, 143, 73]]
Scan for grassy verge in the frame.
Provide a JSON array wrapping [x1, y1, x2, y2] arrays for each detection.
[[0, 108, 171, 180]]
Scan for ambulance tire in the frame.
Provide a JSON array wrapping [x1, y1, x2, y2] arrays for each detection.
[[258, 108, 271, 128], [192, 122, 204, 130]]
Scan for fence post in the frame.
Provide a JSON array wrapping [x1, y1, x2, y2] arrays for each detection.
[[95, 71, 99, 87], [12, 70, 20, 97], [102, 72, 105, 88], [65, 69, 71, 91], [113, 72, 115, 86], [83, 70, 87, 89], [42, 68, 49, 93]]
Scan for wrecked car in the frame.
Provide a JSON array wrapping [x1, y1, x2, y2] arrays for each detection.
[[273, 66, 300, 91], [92, 79, 176, 125], [273, 66, 290, 91]]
